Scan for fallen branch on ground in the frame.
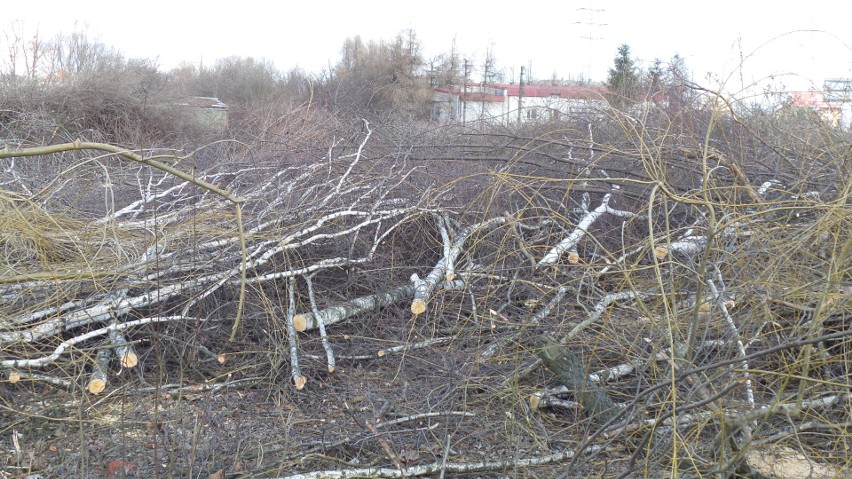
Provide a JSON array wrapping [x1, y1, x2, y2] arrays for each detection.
[[277, 445, 600, 479]]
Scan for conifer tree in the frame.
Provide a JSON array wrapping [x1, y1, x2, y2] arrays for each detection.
[[606, 44, 639, 107]]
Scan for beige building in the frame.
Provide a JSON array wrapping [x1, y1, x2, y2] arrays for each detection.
[[788, 91, 844, 128], [178, 96, 229, 131]]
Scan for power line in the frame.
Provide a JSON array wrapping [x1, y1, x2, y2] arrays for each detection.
[[574, 6, 607, 82]]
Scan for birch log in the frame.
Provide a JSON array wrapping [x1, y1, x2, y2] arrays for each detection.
[[411, 216, 506, 315], [295, 278, 467, 332], [294, 283, 416, 332], [108, 327, 138, 368], [654, 234, 707, 259], [411, 258, 447, 315], [87, 347, 113, 394]]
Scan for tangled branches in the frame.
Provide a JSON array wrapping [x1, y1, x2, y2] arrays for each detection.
[[1, 106, 850, 477]]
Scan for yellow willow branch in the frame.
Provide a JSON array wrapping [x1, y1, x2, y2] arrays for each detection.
[[0, 140, 250, 340]]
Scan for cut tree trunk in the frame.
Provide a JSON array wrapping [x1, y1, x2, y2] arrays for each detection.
[[87, 347, 113, 394], [294, 283, 416, 332], [537, 336, 624, 425]]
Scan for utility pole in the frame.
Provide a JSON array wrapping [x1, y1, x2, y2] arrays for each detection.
[[481, 47, 492, 125], [517, 66, 525, 124], [462, 59, 470, 126]]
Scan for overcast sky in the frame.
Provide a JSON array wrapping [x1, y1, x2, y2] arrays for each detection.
[[5, 1, 851, 95]]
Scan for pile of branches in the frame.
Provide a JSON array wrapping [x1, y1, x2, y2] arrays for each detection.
[[1, 104, 850, 477]]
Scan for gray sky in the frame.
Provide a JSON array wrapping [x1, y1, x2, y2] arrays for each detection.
[[5, 1, 851, 95]]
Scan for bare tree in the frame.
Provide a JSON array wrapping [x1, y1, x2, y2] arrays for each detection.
[[320, 30, 431, 120]]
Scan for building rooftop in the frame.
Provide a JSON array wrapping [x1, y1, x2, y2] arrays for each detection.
[[791, 91, 841, 109], [178, 96, 229, 110], [435, 84, 606, 100]]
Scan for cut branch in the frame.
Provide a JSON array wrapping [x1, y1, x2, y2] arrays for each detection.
[[87, 347, 112, 395], [276, 445, 599, 479], [295, 282, 416, 333], [108, 325, 137, 369], [2, 316, 199, 369], [411, 216, 506, 315], [305, 274, 335, 372], [286, 277, 306, 390], [539, 193, 637, 265]]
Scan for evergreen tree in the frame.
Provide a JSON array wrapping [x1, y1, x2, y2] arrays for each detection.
[[646, 58, 664, 98], [606, 44, 639, 106]]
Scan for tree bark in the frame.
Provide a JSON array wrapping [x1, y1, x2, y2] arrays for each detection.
[[295, 283, 416, 332], [537, 336, 623, 425]]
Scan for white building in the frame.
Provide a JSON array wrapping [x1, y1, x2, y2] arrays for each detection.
[[433, 83, 607, 126]]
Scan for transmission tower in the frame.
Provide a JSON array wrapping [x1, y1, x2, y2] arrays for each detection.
[[575, 6, 607, 83], [824, 78, 852, 102], [824, 78, 852, 129]]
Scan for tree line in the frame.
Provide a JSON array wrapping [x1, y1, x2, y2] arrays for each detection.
[[1, 23, 695, 143], [605, 43, 693, 109]]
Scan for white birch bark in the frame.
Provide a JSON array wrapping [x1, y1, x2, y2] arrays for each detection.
[[410, 258, 448, 315], [108, 326, 138, 368], [2, 315, 196, 368], [286, 277, 306, 390], [539, 193, 638, 265], [411, 216, 507, 315], [87, 347, 113, 394], [655, 234, 707, 259], [295, 283, 415, 332], [275, 445, 601, 479], [708, 275, 754, 408], [304, 274, 335, 372]]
